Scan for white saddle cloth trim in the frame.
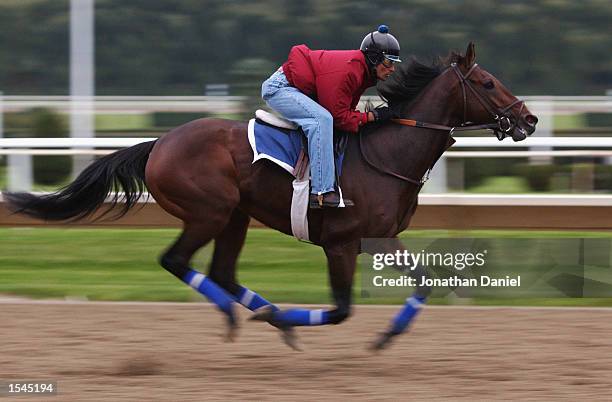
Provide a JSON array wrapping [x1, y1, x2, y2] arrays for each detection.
[[255, 109, 298, 130]]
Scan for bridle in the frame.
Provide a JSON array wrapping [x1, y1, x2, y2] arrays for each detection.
[[392, 63, 526, 140], [451, 62, 525, 140], [361, 63, 527, 186]]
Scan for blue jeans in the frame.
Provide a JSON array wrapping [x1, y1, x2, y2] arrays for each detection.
[[261, 70, 335, 195]]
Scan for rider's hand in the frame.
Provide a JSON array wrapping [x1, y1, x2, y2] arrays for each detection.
[[372, 106, 396, 122]]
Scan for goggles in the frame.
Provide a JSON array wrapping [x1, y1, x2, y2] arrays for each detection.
[[381, 54, 401, 68]]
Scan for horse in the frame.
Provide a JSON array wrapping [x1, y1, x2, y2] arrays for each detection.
[[4, 43, 537, 350]]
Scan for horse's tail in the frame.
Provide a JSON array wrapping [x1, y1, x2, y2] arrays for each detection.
[[3, 140, 157, 221]]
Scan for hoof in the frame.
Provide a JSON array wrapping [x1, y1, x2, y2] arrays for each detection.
[[280, 327, 301, 352], [225, 320, 239, 343], [369, 332, 396, 351], [249, 305, 275, 322], [250, 306, 301, 351], [224, 307, 238, 342]]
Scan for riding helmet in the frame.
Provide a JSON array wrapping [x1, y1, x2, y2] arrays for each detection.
[[360, 25, 402, 65]]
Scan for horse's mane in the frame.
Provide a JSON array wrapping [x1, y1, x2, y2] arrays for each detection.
[[377, 52, 462, 106]]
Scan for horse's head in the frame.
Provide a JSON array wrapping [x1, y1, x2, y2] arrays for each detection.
[[451, 42, 538, 141]]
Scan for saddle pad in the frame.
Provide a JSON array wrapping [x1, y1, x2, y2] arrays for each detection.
[[248, 119, 303, 176], [247, 118, 345, 177]]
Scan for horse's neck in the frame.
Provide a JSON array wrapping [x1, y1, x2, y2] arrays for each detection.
[[381, 78, 461, 232], [402, 70, 462, 127], [378, 73, 459, 181]]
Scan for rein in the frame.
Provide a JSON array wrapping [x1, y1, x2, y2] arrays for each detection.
[[363, 63, 526, 185], [391, 63, 525, 138], [390, 117, 497, 134]]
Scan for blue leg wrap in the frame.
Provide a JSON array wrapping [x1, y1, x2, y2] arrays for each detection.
[[272, 308, 331, 326], [236, 286, 279, 312], [390, 296, 426, 335], [183, 270, 234, 316]]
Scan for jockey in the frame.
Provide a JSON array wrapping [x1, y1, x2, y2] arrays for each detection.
[[261, 25, 401, 209]]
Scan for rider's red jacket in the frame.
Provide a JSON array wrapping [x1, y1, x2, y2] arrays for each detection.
[[282, 45, 375, 133]]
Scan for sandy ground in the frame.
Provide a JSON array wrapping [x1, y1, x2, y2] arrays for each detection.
[[2, 301, 612, 401]]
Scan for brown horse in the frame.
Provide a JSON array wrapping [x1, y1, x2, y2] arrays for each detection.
[[4, 43, 537, 350]]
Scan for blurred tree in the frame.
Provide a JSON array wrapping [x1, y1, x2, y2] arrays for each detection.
[[30, 108, 72, 186], [0, 0, 68, 94], [0, 0, 611, 96]]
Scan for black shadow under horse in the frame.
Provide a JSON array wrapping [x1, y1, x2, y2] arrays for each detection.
[[4, 43, 537, 350]]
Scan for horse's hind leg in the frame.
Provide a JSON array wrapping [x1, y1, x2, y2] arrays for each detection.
[[160, 219, 239, 338], [206, 209, 248, 294], [208, 209, 279, 313], [252, 240, 360, 328], [211, 208, 302, 349]]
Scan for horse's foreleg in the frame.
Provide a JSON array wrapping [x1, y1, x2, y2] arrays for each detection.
[[371, 238, 432, 350]]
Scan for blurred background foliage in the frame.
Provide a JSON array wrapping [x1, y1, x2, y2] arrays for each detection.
[[1, 0, 611, 194], [30, 108, 73, 186], [0, 0, 611, 96]]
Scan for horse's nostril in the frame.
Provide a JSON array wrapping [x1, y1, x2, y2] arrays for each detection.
[[525, 114, 538, 126]]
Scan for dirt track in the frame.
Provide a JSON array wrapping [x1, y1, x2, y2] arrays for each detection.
[[2, 301, 612, 401]]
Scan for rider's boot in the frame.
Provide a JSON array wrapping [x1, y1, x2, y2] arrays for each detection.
[[309, 191, 354, 209]]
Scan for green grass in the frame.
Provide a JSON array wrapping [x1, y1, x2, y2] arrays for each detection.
[[95, 113, 153, 131], [466, 176, 531, 193], [1, 228, 612, 305], [0, 228, 330, 303], [554, 113, 587, 130], [0, 165, 6, 190]]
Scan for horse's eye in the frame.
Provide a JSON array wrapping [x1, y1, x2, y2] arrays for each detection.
[[483, 80, 495, 90]]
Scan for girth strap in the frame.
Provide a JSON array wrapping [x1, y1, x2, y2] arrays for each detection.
[[358, 132, 427, 186]]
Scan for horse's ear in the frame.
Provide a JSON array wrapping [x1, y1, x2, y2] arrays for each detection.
[[463, 42, 476, 67]]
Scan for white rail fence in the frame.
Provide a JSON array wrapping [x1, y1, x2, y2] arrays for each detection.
[[1, 95, 611, 192], [1, 192, 612, 207], [2, 95, 612, 113], [2, 136, 612, 192], [2, 136, 612, 154]]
